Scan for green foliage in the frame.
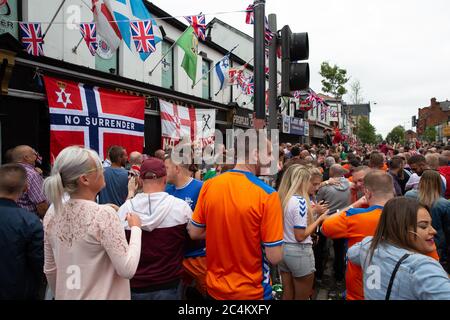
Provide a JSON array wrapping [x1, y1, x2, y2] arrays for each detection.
[[356, 117, 377, 144], [319, 62, 349, 99], [375, 134, 384, 144], [386, 126, 405, 144], [423, 126, 437, 142]]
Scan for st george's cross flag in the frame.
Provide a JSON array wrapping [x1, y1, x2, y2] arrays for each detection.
[[43, 76, 145, 162], [159, 99, 215, 149]]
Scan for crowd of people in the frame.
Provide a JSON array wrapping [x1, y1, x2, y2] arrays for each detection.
[[1, 136, 450, 300]]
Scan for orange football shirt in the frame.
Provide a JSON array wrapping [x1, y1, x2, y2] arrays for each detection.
[[192, 170, 283, 300]]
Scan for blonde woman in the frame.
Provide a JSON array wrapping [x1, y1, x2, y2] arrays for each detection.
[[278, 165, 329, 300], [43, 146, 142, 300]]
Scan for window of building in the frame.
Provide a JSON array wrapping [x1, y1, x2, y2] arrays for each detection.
[[202, 59, 211, 100], [95, 48, 119, 75], [161, 40, 174, 90]]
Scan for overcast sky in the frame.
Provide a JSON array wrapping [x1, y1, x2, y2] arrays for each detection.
[[151, 0, 450, 137]]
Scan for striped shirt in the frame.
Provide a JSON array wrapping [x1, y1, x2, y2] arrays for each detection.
[[16, 163, 47, 214]]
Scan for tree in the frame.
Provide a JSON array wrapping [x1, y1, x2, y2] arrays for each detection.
[[423, 126, 437, 142], [375, 134, 384, 144], [386, 126, 405, 144], [319, 62, 349, 99], [350, 79, 364, 104], [356, 117, 377, 145]]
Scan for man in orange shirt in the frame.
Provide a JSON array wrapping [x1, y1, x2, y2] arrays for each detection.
[[188, 132, 283, 300], [321, 171, 394, 300]]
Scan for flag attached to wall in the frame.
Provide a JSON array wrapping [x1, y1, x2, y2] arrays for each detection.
[[92, 0, 122, 57], [184, 15, 206, 41], [215, 55, 230, 95], [43, 76, 145, 161], [80, 23, 98, 56], [19, 23, 44, 56], [176, 26, 198, 86], [159, 99, 215, 149]]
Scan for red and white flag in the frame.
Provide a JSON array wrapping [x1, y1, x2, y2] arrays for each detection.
[[159, 99, 215, 149], [92, 0, 122, 54], [44, 76, 145, 161]]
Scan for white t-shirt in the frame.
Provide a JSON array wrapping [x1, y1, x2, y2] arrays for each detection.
[[283, 195, 312, 245]]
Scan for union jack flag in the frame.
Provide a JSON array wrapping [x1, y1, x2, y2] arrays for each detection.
[[19, 23, 44, 56], [184, 15, 206, 41], [264, 17, 274, 53], [245, 4, 254, 24], [244, 77, 254, 95], [130, 20, 156, 53], [80, 23, 98, 56]]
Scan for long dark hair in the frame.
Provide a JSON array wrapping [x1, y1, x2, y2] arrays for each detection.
[[368, 197, 429, 263]]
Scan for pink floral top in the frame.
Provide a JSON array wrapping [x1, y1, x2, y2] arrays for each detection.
[[43, 199, 141, 300]]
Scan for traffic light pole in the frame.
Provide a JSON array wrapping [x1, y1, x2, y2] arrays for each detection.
[[253, 0, 266, 129], [268, 14, 278, 131]]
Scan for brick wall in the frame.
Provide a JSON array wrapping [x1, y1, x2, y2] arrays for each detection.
[[417, 98, 450, 135]]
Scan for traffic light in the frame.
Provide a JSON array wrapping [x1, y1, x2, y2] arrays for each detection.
[[281, 25, 310, 97], [412, 116, 417, 127]]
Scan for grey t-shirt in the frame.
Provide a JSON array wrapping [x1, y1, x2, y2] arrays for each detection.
[[317, 177, 352, 214]]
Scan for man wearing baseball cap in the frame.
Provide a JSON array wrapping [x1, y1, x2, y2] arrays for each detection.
[[117, 157, 192, 300]]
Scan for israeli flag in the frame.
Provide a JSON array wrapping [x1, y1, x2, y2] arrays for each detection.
[[215, 55, 230, 95], [106, 0, 162, 61]]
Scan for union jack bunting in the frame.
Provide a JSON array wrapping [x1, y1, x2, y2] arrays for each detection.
[[80, 23, 98, 56], [293, 91, 302, 99], [19, 23, 44, 56], [130, 20, 156, 53], [245, 4, 254, 24], [184, 15, 207, 41], [241, 76, 254, 95]]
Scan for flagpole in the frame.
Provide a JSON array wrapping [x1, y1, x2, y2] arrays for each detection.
[[72, 37, 83, 53], [149, 26, 191, 76], [192, 44, 239, 90], [42, 0, 67, 40]]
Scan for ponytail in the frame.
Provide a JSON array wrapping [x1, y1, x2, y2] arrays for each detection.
[[44, 146, 103, 214], [44, 172, 65, 214]]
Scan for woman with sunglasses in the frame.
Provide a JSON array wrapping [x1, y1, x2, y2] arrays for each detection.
[[348, 197, 450, 300], [43, 146, 142, 300]]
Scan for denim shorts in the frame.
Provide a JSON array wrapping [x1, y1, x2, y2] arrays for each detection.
[[278, 243, 316, 278]]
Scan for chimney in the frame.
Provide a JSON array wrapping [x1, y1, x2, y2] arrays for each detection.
[[431, 97, 437, 106]]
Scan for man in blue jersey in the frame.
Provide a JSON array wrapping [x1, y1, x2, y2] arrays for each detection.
[[164, 151, 206, 297]]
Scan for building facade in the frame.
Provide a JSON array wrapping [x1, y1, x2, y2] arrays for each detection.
[[0, 1, 267, 167], [417, 98, 450, 139]]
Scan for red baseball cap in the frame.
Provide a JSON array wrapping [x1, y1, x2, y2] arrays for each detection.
[[140, 157, 166, 179]]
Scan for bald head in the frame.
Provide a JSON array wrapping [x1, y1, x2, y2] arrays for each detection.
[[11, 145, 36, 166], [330, 164, 348, 178], [154, 149, 165, 160], [129, 152, 143, 166]]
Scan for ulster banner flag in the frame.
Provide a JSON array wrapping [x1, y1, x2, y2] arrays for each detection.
[[159, 99, 215, 150], [44, 76, 145, 161]]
